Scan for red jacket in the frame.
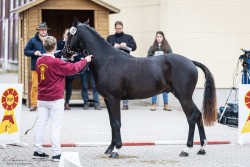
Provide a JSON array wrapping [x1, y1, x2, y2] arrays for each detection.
[[36, 54, 87, 101]]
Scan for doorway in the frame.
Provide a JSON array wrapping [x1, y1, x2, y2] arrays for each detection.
[[42, 10, 95, 101], [42, 9, 94, 40]]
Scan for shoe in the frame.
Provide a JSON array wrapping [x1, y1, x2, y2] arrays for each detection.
[[33, 151, 49, 159], [64, 103, 71, 110], [122, 105, 128, 110], [52, 154, 61, 162], [164, 104, 172, 111], [94, 103, 102, 110], [30, 106, 37, 112], [150, 103, 156, 111], [83, 103, 89, 110]]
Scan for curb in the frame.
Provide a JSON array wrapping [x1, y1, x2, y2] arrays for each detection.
[[42, 140, 231, 147]]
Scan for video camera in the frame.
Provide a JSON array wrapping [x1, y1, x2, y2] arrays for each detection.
[[239, 49, 250, 72]]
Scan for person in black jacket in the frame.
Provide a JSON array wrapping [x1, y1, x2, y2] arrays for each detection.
[[24, 22, 49, 111], [106, 21, 137, 110], [56, 28, 69, 59], [58, 29, 101, 110]]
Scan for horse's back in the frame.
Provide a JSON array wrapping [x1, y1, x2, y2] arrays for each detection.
[[167, 53, 198, 73], [164, 53, 199, 98]]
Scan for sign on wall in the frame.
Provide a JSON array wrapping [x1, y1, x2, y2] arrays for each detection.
[[238, 84, 250, 145], [0, 84, 22, 144]]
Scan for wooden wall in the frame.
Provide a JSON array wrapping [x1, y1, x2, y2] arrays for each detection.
[[19, 0, 110, 106]]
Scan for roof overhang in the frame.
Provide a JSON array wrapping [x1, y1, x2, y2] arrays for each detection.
[[91, 0, 120, 13], [10, 0, 46, 13], [10, 0, 120, 14]]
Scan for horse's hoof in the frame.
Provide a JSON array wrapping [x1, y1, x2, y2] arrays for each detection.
[[179, 151, 189, 157], [197, 149, 206, 155], [109, 152, 119, 158], [104, 148, 114, 154]]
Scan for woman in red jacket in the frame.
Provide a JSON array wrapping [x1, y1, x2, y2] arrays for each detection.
[[33, 36, 92, 162]]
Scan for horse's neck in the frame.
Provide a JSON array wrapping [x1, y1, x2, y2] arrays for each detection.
[[79, 31, 116, 71], [82, 28, 114, 56]]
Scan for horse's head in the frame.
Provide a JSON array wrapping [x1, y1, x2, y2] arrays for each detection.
[[62, 18, 89, 59]]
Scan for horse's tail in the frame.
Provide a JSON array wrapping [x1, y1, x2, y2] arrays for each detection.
[[192, 60, 217, 126]]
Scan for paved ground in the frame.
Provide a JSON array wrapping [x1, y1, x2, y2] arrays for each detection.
[[0, 72, 250, 167]]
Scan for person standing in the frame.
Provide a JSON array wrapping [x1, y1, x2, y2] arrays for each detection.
[[63, 53, 82, 110], [33, 36, 92, 161], [147, 31, 172, 111], [107, 21, 137, 110], [56, 28, 76, 110], [24, 22, 49, 111], [82, 68, 102, 110], [55, 28, 69, 59]]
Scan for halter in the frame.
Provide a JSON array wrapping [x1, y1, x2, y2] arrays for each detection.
[[75, 49, 90, 74], [64, 25, 91, 74], [65, 43, 79, 55], [65, 26, 81, 55]]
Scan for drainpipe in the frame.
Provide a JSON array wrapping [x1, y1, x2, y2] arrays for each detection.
[[3, 19, 8, 71], [3, 0, 9, 71]]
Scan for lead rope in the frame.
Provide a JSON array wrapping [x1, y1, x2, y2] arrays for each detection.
[[76, 49, 90, 74]]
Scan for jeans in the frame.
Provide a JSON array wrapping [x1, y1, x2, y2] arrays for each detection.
[[65, 75, 77, 104], [123, 100, 128, 105], [152, 92, 169, 104], [241, 58, 250, 84], [81, 70, 99, 104], [242, 71, 250, 84]]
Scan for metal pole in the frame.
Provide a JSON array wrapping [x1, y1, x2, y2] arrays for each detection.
[[3, 0, 9, 70]]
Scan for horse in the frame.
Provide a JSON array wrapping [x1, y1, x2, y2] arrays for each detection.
[[63, 18, 217, 158]]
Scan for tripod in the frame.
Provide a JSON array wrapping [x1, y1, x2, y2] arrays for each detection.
[[218, 87, 238, 124], [218, 58, 242, 125], [219, 50, 250, 125]]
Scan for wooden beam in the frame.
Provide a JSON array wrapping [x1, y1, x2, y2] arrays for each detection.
[[91, 0, 120, 14], [10, 0, 46, 13]]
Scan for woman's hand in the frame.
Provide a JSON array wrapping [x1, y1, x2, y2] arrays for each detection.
[[85, 55, 93, 62]]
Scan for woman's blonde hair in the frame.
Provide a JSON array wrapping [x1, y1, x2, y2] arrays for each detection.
[[43, 36, 57, 52]]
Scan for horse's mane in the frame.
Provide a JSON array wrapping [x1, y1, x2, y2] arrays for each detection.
[[77, 23, 114, 49]]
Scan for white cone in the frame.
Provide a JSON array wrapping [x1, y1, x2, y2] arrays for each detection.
[[58, 152, 82, 167]]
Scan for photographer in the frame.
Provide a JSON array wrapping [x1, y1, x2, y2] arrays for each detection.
[[240, 49, 250, 84]]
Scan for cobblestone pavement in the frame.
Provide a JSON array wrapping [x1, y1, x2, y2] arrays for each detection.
[[0, 72, 250, 167], [0, 103, 249, 167]]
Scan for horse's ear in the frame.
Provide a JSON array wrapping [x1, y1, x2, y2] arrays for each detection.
[[83, 19, 89, 25], [72, 17, 79, 27]]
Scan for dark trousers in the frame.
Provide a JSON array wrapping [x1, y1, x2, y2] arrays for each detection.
[[82, 70, 99, 104], [65, 75, 78, 104], [65, 70, 99, 104]]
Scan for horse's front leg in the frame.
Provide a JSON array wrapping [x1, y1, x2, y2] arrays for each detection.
[[104, 98, 122, 158], [103, 99, 116, 154]]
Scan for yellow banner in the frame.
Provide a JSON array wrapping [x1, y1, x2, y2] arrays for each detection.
[[0, 88, 19, 134]]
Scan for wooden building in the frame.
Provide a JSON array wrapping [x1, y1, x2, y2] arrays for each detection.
[[10, 0, 119, 106], [0, 0, 19, 71]]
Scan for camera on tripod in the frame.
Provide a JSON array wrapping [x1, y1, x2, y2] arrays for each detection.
[[240, 49, 250, 84], [239, 49, 250, 72]]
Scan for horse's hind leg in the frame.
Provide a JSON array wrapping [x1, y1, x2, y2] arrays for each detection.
[[194, 104, 207, 155], [104, 99, 116, 154], [179, 100, 199, 157]]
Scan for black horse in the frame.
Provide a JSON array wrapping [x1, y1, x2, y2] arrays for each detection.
[[63, 18, 217, 158]]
